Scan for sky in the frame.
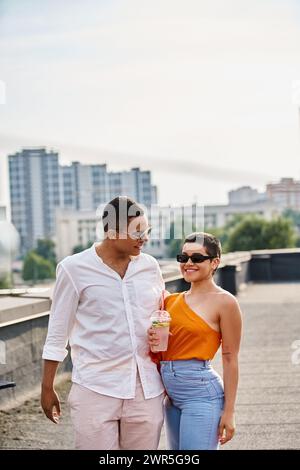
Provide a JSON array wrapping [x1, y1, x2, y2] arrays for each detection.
[[1, 0, 300, 210]]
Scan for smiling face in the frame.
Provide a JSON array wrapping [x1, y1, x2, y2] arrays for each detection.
[[102, 197, 150, 257], [112, 215, 151, 257], [180, 242, 220, 282]]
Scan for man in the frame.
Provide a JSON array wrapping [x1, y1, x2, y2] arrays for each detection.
[[41, 196, 165, 450]]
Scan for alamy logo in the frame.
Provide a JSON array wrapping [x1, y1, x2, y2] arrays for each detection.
[[291, 340, 300, 365], [95, 203, 204, 241]]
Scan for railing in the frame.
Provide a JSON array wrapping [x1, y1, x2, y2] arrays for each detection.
[[0, 381, 15, 391]]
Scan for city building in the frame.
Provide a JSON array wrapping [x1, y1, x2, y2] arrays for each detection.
[[61, 163, 157, 210], [108, 167, 156, 206], [9, 146, 294, 259], [55, 204, 205, 260], [266, 178, 300, 210], [61, 162, 109, 210], [55, 197, 282, 261], [228, 186, 267, 205], [61, 162, 157, 211], [203, 200, 279, 229], [9, 148, 60, 255], [9, 148, 158, 255], [54, 208, 98, 261]]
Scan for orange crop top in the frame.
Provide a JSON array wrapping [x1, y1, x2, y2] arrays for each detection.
[[151, 292, 222, 363]]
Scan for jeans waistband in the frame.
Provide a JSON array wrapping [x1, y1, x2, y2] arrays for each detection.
[[160, 359, 211, 372]]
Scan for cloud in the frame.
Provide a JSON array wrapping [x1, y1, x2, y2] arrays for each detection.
[[0, 131, 271, 184], [1, 0, 300, 207]]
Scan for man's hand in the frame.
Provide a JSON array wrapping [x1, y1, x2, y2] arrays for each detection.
[[41, 386, 61, 424]]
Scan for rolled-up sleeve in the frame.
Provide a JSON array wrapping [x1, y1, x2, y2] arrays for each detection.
[[42, 263, 79, 362]]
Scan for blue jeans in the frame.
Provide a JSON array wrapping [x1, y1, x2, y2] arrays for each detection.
[[160, 359, 224, 450]]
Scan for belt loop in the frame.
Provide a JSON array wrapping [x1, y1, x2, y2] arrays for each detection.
[[170, 361, 174, 372]]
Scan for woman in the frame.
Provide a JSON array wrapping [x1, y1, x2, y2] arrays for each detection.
[[149, 232, 242, 450]]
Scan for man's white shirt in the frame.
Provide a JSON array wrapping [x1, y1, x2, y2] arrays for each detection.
[[42, 244, 165, 399]]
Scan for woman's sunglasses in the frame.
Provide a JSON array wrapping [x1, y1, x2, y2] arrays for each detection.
[[176, 253, 215, 264]]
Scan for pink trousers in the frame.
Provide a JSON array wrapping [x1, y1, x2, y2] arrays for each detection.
[[68, 373, 165, 450]]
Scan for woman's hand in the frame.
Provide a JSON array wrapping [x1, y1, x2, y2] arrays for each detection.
[[218, 411, 236, 445], [147, 327, 160, 348]]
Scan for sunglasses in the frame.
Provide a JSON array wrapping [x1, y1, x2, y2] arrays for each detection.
[[176, 253, 215, 263], [121, 226, 152, 240]]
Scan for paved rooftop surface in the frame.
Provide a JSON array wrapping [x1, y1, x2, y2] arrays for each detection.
[[1, 282, 300, 450], [220, 282, 300, 450]]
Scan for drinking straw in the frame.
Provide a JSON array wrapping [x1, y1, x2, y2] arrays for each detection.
[[161, 290, 165, 311]]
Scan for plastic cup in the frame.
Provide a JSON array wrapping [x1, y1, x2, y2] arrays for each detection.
[[150, 310, 171, 352]]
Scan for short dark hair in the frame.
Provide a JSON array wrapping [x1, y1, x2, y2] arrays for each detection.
[[184, 232, 221, 275], [102, 196, 144, 233], [184, 232, 221, 258]]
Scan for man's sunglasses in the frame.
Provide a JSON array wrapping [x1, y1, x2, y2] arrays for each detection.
[[121, 226, 152, 240], [176, 253, 215, 264], [131, 226, 152, 240]]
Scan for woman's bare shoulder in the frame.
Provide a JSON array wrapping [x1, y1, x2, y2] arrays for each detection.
[[215, 288, 240, 308]]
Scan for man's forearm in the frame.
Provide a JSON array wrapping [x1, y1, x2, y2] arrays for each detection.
[[42, 359, 60, 389]]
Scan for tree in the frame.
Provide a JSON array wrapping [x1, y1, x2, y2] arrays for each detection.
[[0, 274, 12, 289], [167, 238, 183, 258], [263, 217, 296, 249], [72, 240, 94, 254], [282, 209, 300, 247], [204, 226, 230, 253], [165, 222, 182, 258], [73, 244, 85, 254], [226, 215, 296, 252], [35, 239, 56, 266], [22, 251, 55, 281], [282, 209, 300, 228], [206, 214, 252, 253], [166, 219, 199, 258], [167, 214, 245, 257]]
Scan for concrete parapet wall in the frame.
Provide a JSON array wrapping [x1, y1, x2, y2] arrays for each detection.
[[0, 314, 71, 408]]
